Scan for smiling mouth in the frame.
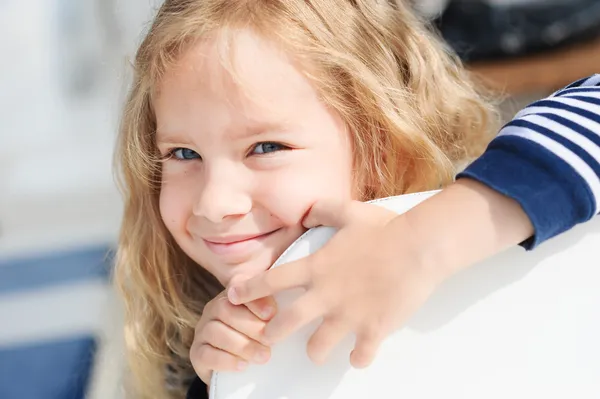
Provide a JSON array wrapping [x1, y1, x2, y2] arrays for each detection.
[[202, 229, 281, 256], [204, 230, 279, 244]]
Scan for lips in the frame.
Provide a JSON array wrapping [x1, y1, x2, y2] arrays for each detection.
[[202, 229, 280, 257], [203, 233, 271, 245]]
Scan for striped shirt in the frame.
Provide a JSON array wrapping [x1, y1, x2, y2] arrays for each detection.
[[458, 74, 600, 249]]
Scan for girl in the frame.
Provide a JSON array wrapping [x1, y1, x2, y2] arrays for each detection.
[[113, 1, 599, 398]]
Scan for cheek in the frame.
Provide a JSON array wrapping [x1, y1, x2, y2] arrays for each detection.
[[256, 160, 354, 227], [254, 174, 310, 227], [159, 180, 192, 234]]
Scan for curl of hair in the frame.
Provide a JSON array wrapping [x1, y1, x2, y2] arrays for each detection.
[[113, 0, 498, 397]]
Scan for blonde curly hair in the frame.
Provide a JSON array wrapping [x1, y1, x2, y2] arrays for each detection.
[[113, 0, 498, 397]]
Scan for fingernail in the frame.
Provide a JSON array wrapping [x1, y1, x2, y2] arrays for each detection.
[[260, 306, 273, 320], [228, 287, 239, 304], [236, 360, 248, 371], [253, 349, 270, 364]]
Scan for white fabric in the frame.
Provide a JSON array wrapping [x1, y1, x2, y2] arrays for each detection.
[[211, 191, 600, 399]]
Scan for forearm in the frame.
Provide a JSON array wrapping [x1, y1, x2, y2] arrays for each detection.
[[458, 74, 600, 248], [391, 178, 534, 278]]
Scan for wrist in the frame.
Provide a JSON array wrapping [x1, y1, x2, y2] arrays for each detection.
[[393, 179, 534, 278], [384, 211, 453, 284]]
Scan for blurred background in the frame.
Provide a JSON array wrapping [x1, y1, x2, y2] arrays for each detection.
[[0, 1, 598, 398]]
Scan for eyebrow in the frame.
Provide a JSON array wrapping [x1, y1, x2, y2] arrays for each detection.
[[154, 131, 194, 146], [156, 121, 291, 144], [234, 120, 290, 140]]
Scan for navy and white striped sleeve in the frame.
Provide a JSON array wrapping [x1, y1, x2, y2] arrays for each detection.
[[457, 74, 600, 249]]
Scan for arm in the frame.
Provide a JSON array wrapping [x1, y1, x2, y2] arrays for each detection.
[[457, 74, 600, 249], [398, 75, 600, 277]]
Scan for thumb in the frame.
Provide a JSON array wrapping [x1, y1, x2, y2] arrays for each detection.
[[302, 199, 352, 229], [227, 274, 277, 321], [247, 296, 277, 321]]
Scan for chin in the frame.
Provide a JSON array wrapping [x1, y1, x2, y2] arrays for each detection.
[[217, 255, 278, 287], [204, 228, 304, 287]]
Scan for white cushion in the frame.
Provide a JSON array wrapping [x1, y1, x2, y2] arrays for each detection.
[[211, 191, 600, 399]]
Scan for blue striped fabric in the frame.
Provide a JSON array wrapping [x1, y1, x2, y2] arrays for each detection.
[[0, 246, 113, 399], [0, 337, 97, 399], [0, 245, 113, 296], [459, 74, 600, 249]]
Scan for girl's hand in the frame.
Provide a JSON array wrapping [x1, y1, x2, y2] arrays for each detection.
[[227, 179, 533, 369], [227, 199, 444, 369], [190, 280, 277, 385]]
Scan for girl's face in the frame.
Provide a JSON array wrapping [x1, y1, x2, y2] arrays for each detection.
[[154, 31, 355, 287]]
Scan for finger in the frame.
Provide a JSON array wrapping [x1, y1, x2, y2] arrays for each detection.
[[302, 199, 351, 229], [306, 317, 349, 365], [190, 343, 249, 383], [202, 290, 228, 312], [305, 199, 397, 229], [264, 292, 325, 344], [228, 273, 251, 288], [245, 296, 277, 321], [210, 297, 268, 344], [228, 262, 310, 305], [228, 275, 278, 320], [200, 320, 271, 364], [350, 329, 385, 369]]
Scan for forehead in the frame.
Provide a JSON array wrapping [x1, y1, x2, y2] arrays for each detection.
[[154, 30, 319, 130]]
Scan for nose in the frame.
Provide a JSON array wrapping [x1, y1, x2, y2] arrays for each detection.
[[192, 163, 252, 223]]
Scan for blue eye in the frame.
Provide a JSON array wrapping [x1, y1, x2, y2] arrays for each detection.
[[172, 148, 201, 160], [252, 142, 286, 155]]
